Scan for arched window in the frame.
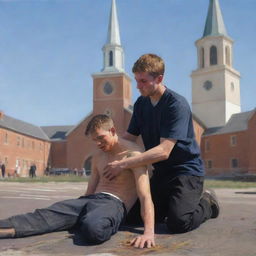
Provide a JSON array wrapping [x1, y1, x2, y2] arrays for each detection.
[[109, 51, 113, 66], [200, 47, 205, 68], [225, 46, 231, 66], [84, 156, 92, 176], [210, 46, 217, 65]]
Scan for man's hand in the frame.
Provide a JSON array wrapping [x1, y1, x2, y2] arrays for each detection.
[[103, 160, 123, 180], [130, 233, 155, 249]]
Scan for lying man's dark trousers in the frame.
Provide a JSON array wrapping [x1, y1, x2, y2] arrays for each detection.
[[0, 193, 126, 244]]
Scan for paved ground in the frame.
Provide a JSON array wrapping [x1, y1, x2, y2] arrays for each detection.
[[0, 182, 256, 256]]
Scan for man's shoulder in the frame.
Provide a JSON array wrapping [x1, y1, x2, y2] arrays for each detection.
[[119, 138, 143, 153]]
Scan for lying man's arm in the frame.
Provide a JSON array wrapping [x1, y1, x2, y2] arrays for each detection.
[[130, 155, 155, 248]]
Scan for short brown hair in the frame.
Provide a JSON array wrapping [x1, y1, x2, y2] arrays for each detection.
[[85, 114, 113, 136], [132, 53, 165, 78]]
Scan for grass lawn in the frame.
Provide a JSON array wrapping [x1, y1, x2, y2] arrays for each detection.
[[0, 176, 256, 188], [0, 175, 89, 183], [205, 179, 256, 188]]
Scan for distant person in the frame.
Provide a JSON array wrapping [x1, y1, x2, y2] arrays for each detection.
[[1, 163, 5, 178], [0, 115, 155, 248], [29, 164, 36, 178], [103, 53, 220, 233]]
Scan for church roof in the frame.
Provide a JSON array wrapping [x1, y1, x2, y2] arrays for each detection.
[[203, 0, 228, 37], [203, 109, 256, 136], [106, 0, 121, 45], [41, 126, 74, 141], [0, 114, 49, 141]]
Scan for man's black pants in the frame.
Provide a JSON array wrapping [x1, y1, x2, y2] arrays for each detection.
[[126, 174, 212, 233], [0, 193, 126, 244]]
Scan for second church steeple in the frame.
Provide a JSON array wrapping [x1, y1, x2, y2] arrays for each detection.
[[102, 0, 124, 73]]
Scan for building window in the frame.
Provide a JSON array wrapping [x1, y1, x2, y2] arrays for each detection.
[[231, 158, 238, 168], [32, 141, 35, 150], [22, 137, 25, 148], [205, 140, 210, 152], [206, 160, 213, 169], [17, 136, 21, 146], [109, 51, 113, 66], [4, 133, 8, 144], [210, 45, 218, 65], [200, 47, 205, 68], [230, 135, 237, 147], [225, 46, 231, 66]]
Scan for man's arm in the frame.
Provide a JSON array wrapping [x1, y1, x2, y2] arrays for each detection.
[[103, 135, 176, 180], [130, 159, 155, 248], [84, 157, 100, 196]]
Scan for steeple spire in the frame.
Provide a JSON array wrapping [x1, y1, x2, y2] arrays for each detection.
[[203, 0, 228, 37], [102, 0, 124, 73], [107, 0, 121, 45]]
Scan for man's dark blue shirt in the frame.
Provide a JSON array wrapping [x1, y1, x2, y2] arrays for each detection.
[[127, 88, 204, 178]]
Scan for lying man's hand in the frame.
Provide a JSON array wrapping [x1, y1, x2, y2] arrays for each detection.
[[130, 233, 155, 249], [103, 160, 123, 180]]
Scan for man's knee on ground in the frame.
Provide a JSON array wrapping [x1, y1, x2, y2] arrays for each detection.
[[80, 218, 112, 244], [166, 210, 192, 234]]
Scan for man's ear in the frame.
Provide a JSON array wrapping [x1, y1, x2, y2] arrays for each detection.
[[156, 75, 163, 83], [110, 127, 116, 136]]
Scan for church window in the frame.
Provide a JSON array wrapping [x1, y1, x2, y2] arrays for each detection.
[[84, 156, 92, 176], [103, 82, 113, 95], [225, 46, 231, 66], [109, 51, 113, 66], [231, 82, 235, 92], [200, 47, 205, 68], [231, 158, 238, 168], [203, 80, 213, 91], [210, 45, 217, 65]]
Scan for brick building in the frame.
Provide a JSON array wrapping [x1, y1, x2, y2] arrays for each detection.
[[0, 111, 51, 176]]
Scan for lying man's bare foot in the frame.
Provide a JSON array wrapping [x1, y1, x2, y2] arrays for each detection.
[[0, 228, 15, 238]]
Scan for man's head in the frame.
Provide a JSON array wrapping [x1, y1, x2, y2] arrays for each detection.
[[132, 54, 165, 78], [132, 54, 165, 97], [85, 114, 117, 152]]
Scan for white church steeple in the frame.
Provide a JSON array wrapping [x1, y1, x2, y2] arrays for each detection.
[[191, 0, 241, 128], [102, 0, 124, 73]]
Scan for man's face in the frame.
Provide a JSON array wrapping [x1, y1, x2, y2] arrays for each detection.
[[134, 72, 161, 97], [91, 128, 114, 152]]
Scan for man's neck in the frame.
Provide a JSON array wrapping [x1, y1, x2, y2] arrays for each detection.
[[149, 84, 166, 102]]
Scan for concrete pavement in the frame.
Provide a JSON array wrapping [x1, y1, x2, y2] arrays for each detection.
[[0, 182, 255, 256]]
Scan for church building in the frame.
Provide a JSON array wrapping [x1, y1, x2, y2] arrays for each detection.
[[191, 0, 256, 175], [0, 0, 255, 177]]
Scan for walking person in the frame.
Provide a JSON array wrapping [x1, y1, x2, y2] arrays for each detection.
[[103, 53, 219, 233]]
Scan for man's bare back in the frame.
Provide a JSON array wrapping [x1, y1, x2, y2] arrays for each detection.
[[94, 138, 144, 211]]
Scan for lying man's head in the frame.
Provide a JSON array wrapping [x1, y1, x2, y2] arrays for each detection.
[[85, 114, 117, 152]]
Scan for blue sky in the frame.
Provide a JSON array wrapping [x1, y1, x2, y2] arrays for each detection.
[[0, 0, 255, 126]]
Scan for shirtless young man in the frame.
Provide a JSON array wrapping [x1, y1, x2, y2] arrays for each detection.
[[0, 114, 155, 248]]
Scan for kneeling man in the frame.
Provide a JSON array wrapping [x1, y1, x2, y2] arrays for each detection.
[[0, 114, 155, 248]]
